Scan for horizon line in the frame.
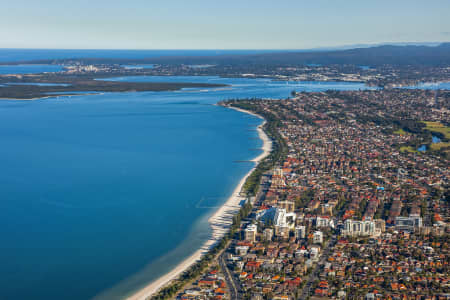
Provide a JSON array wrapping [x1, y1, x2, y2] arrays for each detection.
[[0, 41, 448, 52]]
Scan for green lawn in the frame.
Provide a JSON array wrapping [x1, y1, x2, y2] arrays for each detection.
[[423, 121, 450, 139], [430, 142, 450, 151], [400, 146, 418, 153], [394, 128, 408, 135]]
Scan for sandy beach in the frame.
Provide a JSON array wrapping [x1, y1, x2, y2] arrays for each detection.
[[126, 106, 272, 300]]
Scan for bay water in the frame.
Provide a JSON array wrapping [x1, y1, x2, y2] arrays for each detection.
[[0, 75, 369, 300]]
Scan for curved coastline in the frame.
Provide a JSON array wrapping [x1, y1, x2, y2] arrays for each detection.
[[126, 106, 272, 300]]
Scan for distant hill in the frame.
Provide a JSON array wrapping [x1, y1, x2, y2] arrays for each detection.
[[6, 43, 450, 67], [145, 43, 450, 66]]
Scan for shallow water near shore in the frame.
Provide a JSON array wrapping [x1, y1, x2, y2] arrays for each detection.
[[0, 76, 372, 300]]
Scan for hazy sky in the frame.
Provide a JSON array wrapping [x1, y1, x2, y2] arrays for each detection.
[[1, 0, 449, 49]]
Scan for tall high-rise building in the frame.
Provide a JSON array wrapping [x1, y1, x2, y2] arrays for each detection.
[[295, 225, 306, 239], [342, 219, 385, 237], [244, 224, 258, 242]]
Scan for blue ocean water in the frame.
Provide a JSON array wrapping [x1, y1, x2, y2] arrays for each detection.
[[0, 75, 371, 300], [0, 49, 282, 63], [0, 94, 261, 300], [0, 64, 63, 74]]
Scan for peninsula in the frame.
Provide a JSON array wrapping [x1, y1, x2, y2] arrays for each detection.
[[0, 72, 226, 99]]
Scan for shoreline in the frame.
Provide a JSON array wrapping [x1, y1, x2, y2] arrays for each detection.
[[0, 92, 102, 101], [126, 106, 272, 300], [0, 96, 53, 101]]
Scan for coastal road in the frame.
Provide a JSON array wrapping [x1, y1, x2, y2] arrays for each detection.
[[219, 251, 241, 300], [218, 172, 270, 299]]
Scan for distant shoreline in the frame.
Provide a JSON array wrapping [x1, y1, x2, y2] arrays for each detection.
[[0, 73, 227, 100], [125, 106, 272, 300], [0, 92, 102, 101]]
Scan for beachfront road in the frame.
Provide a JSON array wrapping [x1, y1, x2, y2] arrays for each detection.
[[219, 251, 241, 300]]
